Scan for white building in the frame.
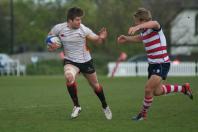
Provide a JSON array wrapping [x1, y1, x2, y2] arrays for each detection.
[[171, 8, 198, 55]]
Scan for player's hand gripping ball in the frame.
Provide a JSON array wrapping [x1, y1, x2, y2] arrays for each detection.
[[45, 35, 62, 50]]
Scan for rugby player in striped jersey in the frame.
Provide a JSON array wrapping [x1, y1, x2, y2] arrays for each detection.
[[117, 8, 193, 121]]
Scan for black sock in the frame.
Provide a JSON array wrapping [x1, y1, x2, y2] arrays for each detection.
[[67, 82, 80, 107], [94, 85, 107, 109]]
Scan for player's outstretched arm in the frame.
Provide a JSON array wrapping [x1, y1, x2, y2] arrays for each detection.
[[128, 21, 160, 35], [117, 34, 142, 44], [87, 27, 107, 44]]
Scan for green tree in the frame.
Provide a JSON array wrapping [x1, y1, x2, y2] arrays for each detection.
[[14, 0, 64, 52], [1, 0, 143, 57], [93, 0, 143, 56], [0, 0, 12, 53]]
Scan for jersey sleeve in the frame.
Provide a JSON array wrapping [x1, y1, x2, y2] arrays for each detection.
[[50, 24, 62, 36], [83, 26, 98, 37], [152, 22, 162, 32]]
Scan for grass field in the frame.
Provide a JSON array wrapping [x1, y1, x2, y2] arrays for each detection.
[[0, 76, 197, 132]]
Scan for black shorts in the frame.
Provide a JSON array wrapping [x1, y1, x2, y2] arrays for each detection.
[[148, 63, 170, 80], [63, 59, 95, 74]]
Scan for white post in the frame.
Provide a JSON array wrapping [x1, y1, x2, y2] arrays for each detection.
[[16, 60, 20, 77], [6, 62, 10, 76], [196, 62, 197, 76]]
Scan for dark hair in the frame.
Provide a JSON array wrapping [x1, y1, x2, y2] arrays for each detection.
[[67, 7, 84, 21]]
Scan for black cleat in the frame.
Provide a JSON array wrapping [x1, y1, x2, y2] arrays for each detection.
[[132, 112, 146, 121]]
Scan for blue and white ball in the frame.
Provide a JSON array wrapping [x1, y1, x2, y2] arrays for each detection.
[[45, 35, 62, 49]]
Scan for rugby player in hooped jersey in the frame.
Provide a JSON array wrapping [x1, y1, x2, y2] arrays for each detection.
[[117, 8, 193, 121], [47, 7, 112, 120]]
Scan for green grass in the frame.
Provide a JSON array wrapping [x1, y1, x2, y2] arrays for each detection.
[[0, 76, 197, 132]]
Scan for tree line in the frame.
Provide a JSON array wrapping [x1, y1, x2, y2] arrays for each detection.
[[1, 0, 195, 57], [0, 0, 144, 57]]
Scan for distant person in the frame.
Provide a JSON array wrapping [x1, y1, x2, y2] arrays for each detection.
[[47, 7, 112, 120], [117, 8, 193, 121]]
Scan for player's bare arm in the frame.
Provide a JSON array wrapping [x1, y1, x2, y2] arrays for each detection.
[[128, 21, 160, 35], [117, 34, 142, 44], [87, 27, 107, 44]]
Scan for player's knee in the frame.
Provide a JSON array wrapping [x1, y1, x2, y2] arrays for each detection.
[[65, 72, 75, 84], [153, 88, 163, 96], [88, 80, 99, 88]]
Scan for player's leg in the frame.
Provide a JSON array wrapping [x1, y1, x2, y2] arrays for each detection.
[[64, 64, 81, 118], [153, 81, 193, 99], [153, 82, 163, 96], [83, 72, 112, 120], [133, 75, 161, 120], [151, 62, 193, 97], [83, 72, 107, 108]]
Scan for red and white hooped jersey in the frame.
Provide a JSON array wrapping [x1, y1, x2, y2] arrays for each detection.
[[140, 28, 170, 64]]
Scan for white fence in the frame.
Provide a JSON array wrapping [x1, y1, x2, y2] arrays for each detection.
[[108, 62, 198, 77], [0, 60, 26, 76]]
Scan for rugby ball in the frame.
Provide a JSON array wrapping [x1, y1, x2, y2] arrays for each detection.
[[45, 35, 62, 48]]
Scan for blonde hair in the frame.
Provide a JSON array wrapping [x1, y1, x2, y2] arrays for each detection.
[[133, 8, 152, 22]]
